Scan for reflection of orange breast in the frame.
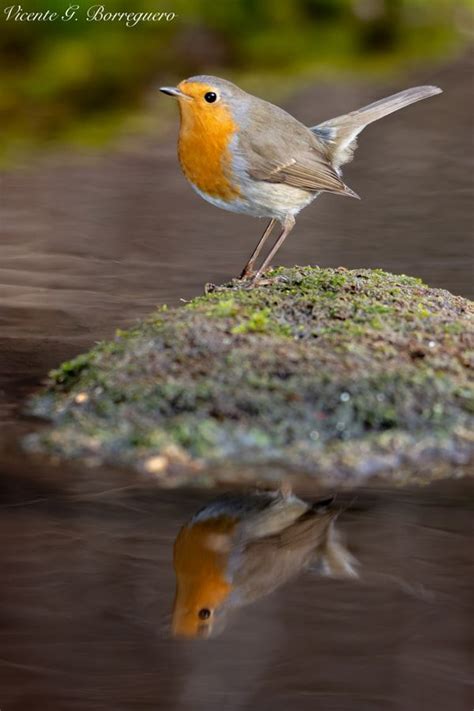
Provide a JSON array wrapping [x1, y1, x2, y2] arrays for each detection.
[[177, 97, 240, 201], [172, 516, 238, 637]]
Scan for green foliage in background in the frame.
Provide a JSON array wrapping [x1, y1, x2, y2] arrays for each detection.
[[0, 0, 471, 159]]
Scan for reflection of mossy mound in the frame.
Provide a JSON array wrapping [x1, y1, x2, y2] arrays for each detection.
[[27, 267, 474, 487]]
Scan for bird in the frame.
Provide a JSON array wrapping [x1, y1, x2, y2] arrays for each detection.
[[171, 488, 357, 639], [160, 76, 442, 283]]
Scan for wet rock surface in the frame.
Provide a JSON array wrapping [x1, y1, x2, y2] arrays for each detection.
[[26, 267, 474, 487]]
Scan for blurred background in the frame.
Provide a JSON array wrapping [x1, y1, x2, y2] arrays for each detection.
[[0, 4, 473, 710], [0, 0, 472, 160]]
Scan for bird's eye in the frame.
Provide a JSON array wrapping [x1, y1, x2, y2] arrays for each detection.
[[204, 92, 217, 104], [198, 608, 211, 620]]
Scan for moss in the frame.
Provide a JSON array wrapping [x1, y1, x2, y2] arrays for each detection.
[[51, 352, 93, 386], [444, 322, 464, 335], [232, 307, 271, 334], [209, 298, 240, 318], [26, 266, 474, 487], [231, 307, 291, 336]]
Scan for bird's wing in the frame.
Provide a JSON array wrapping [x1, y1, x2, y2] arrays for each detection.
[[258, 509, 333, 549], [246, 144, 359, 198], [240, 102, 359, 198], [230, 510, 335, 603]]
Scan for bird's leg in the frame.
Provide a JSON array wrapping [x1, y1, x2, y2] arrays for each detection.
[[239, 218, 277, 279], [251, 215, 296, 283]]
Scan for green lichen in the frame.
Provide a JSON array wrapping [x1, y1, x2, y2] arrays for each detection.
[[26, 267, 474, 487]]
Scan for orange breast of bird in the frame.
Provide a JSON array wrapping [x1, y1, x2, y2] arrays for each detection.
[[172, 515, 238, 637], [176, 81, 241, 201]]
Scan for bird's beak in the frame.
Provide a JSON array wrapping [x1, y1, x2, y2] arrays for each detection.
[[160, 86, 189, 100]]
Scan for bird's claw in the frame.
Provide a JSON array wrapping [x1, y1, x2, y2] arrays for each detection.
[[238, 265, 274, 287]]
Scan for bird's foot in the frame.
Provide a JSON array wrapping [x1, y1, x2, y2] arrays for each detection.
[[249, 270, 280, 288], [238, 264, 275, 288], [238, 266, 256, 280]]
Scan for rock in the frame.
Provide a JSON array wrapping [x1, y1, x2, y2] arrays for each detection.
[[25, 267, 474, 487]]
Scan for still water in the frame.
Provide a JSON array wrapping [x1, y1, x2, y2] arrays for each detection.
[[1, 475, 472, 710], [0, 55, 473, 710]]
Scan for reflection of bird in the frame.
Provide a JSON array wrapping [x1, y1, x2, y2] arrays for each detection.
[[171, 489, 357, 638], [161, 76, 441, 282]]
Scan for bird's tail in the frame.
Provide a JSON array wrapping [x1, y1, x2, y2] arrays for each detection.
[[313, 85, 442, 169], [328, 86, 442, 131], [320, 520, 359, 578], [310, 498, 359, 578]]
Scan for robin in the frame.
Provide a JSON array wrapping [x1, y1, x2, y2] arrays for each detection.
[[171, 488, 356, 639], [160, 76, 441, 282]]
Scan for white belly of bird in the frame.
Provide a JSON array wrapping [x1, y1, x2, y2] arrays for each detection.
[[192, 176, 317, 221]]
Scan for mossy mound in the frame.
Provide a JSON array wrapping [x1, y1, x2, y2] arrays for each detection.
[[26, 267, 474, 487]]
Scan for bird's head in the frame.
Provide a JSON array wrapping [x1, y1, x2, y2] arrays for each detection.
[[160, 75, 247, 130]]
